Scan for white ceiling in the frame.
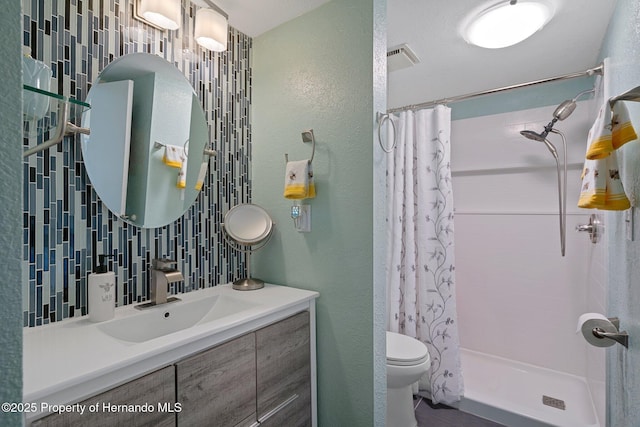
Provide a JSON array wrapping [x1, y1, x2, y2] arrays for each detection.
[[387, 0, 616, 109], [207, 0, 616, 110]]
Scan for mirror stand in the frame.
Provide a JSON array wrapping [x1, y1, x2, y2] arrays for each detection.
[[222, 204, 274, 291], [233, 250, 264, 290]]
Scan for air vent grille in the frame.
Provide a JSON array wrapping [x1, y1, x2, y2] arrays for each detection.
[[387, 44, 420, 72]]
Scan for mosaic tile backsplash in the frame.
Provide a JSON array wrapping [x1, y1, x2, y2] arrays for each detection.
[[22, 0, 251, 326]]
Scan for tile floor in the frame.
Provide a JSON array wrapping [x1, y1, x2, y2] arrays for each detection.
[[414, 396, 506, 427]]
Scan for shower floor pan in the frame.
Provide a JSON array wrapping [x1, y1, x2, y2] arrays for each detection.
[[454, 349, 601, 427]]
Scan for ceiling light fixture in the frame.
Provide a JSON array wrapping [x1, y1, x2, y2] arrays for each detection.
[[137, 0, 182, 31], [462, 0, 555, 49], [194, 2, 229, 52]]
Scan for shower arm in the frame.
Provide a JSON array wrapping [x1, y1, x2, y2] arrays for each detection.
[[572, 88, 596, 103]]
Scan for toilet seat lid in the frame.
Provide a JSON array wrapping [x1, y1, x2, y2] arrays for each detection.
[[386, 331, 430, 366]]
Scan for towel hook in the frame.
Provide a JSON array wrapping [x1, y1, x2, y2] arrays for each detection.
[[285, 129, 316, 164], [377, 112, 397, 153]]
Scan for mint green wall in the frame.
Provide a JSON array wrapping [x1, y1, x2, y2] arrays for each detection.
[[599, 1, 640, 426], [126, 73, 155, 222], [145, 72, 193, 226], [452, 77, 595, 120], [0, 0, 23, 426], [252, 0, 386, 425]]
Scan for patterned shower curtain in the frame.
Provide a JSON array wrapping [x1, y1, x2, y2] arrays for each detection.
[[386, 105, 463, 404]]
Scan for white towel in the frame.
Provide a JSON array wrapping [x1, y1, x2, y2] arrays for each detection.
[[194, 160, 208, 191], [163, 145, 184, 168], [162, 145, 188, 189], [177, 161, 187, 189], [284, 160, 316, 199], [585, 102, 637, 160], [578, 153, 630, 210], [578, 101, 635, 210]]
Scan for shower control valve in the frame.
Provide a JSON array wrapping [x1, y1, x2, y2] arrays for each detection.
[[576, 214, 602, 244]]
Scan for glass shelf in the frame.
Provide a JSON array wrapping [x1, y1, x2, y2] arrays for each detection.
[[23, 85, 91, 157]]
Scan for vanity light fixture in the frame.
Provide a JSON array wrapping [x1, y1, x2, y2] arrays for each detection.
[[136, 0, 182, 31], [462, 0, 555, 49], [133, 0, 229, 52], [194, 1, 229, 52]]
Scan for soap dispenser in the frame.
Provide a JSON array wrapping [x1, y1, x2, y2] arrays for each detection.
[[88, 254, 116, 322]]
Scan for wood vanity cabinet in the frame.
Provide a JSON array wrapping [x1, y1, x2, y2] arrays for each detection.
[[30, 311, 312, 427], [32, 366, 175, 427], [177, 311, 311, 427]]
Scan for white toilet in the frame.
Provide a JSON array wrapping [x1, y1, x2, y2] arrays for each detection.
[[386, 331, 431, 427]]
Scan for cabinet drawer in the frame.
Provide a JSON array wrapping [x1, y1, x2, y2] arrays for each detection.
[[176, 333, 257, 427], [256, 311, 311, 427], [32, 366, 175, 427]]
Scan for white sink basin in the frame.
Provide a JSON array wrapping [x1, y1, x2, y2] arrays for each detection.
[[97, 294, 260, 343]]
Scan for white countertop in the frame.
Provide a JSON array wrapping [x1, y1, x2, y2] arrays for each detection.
[[23, 283, 318, 422]]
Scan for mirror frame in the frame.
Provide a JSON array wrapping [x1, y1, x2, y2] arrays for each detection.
[[223, 204, 274, 245]]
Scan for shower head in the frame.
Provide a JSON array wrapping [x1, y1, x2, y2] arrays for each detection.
[[520, 129, 547, 142], [553, 88, 595, 121], [553, 100, 577, 121], [520, 130, 558, 159]]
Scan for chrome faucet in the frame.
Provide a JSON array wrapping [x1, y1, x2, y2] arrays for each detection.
[[136, 259, 184, 309]]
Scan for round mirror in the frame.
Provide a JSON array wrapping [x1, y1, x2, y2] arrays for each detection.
[[81, 53, 210, 228], [222, 204, 274, 291], [224, 204, 274, 244]]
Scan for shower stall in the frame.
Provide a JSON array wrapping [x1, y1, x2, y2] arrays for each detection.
[[384, 64, 610, 426], [451, 97, 606, 427]]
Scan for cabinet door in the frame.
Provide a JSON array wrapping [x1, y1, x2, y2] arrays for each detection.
[[256, 311, 311, 427], [32, 366, 175, 427], [176, 333, 256, 427]]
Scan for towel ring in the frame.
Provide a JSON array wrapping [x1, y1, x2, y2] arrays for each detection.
[[285, 129, 316, 164], [377, 113, 397, 153], [302, 129, 316, 164], [153, 139, 191, 157], [183, 139, 189, 157], [155, 138, 217, 158]]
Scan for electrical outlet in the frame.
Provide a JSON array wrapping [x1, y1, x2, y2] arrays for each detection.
[[295, 205, 311, 233]]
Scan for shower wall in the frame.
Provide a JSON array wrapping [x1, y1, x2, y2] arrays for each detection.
[[452, 100, 606, 421]]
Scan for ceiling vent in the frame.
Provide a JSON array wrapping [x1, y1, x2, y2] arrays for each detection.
[[387, 44, 420, 72]]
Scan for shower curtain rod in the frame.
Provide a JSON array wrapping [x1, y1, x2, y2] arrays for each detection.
[[387, 63, 604, 114]]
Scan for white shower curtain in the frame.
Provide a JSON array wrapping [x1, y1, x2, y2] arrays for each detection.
[[386, 105, 463, 404]]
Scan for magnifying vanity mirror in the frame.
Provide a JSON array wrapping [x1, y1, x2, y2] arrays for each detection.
[[81, 53, 211, 228], [222, 204, 274, 290]]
